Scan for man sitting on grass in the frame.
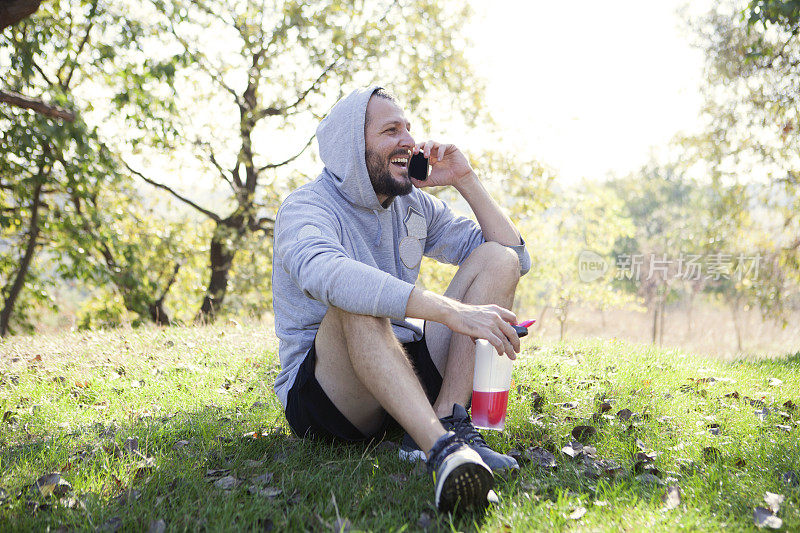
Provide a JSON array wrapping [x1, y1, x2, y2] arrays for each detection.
[[272, 86, 530, 512]]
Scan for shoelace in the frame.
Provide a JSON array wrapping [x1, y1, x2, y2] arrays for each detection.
[[444, 416, 488, 447]]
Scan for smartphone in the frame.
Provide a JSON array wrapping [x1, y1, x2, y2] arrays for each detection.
[[408, 152, 429, 181]]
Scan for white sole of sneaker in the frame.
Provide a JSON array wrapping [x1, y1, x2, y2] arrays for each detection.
[[398, 448, 427, 462], [434, 454, 494, 513]]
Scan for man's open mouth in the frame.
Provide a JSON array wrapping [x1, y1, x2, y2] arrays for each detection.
[[390, 156, 409, 170]]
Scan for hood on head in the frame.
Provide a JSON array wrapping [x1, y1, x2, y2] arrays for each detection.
[[316, 85, 385, 210]]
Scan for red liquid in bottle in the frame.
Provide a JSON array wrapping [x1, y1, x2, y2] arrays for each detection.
[[471, 389, 510, 430]]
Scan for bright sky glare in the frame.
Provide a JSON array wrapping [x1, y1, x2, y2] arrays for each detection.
[[464, 0, 712, 183]]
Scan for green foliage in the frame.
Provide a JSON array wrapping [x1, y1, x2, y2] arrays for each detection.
[[683, 0, 800, 321], [1, 0, 202, 330]]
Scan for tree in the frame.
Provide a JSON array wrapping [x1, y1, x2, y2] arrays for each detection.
[[686, 0, 800, 317], [516, 180, 635, 341], [0, 0, 196, 334], [108, 0, 488, 321]]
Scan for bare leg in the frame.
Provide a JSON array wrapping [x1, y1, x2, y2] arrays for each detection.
[[425, 242, 521, 418], [313, 306, 446, 453]]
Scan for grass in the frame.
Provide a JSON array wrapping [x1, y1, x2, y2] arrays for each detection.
[[1, 323, 799, 532]]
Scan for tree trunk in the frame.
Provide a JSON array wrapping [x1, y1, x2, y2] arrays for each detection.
[[536, 305, 548, 331], [0, 181, 43, 336], [658, 297, 666, 346], [148, 301, 171, 326], [730, 299, 743, 353], [197, 218, 242, 321], [651, 300, 659, 344]]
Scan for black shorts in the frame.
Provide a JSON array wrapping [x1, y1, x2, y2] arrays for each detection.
[[284, 328, 443, 442]]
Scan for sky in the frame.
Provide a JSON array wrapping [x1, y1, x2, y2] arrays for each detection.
[[462, 0, 712, 183]]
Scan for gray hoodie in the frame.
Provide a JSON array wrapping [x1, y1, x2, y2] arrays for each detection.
[[271, 86, 530, 406]]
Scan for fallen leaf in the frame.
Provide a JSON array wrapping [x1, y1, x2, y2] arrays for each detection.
[[595, 459, 623, 478], [417, 512, 434, 530], [530, 392, 545, 412], [561, 442, 583, 459], [242, 430, 264, 440], [734, 458, 747, 469], [598, 401, 612, 413], [754, 507, 783, 529], [724, 391, 740, 399], [567, 507, 587, 520], [123, 437, 138, 455], [634, 451, 657, 463], [662, 485, 681, 510], [634, 461, 661, 477], [617, 408, 633, 421], [332, 517, 352, 532], [635, 473, 663, 486], [507, 448, 526, 466], [205, 468, 231, 479], [214, 476, 241, 490], [35, 473, 72, 498], [594, 500, 608, 507], [768, 378, 783, 387], [561, 401, 578, 410], [782, 470, 799, 487], [172, 440, 189, 450], [702, 447, 722, 464], [250, 472, 274, 485], [148, 519, 166, 533], [784, 400, 797, 413], [571, 425, 597, 443], [524, 447, 556, 469], [97, 516, 123, 532], [248, 486, 282, 498], [764, 492, 785, 513]]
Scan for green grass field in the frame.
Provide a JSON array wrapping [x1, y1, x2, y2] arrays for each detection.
[[1, 323, 798, 532]]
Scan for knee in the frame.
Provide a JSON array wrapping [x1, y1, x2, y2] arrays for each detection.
[[326, 306, 393, 335], [472, 242, 520, 284]]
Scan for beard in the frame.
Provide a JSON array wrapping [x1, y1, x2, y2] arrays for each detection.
[[365, 148, 413, 200]]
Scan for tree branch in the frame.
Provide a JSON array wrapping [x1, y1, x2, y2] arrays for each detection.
[[248, 215, 275, 234], [255, 60, 339, 120], [165, 17, 241, 106], [122, 160, 222, 222], [59, 0, 99, 89], [209, 152, 236, 193], [155, 261, 182, 306], [0, 89, 76, 121], [257, 134, 315, 171]]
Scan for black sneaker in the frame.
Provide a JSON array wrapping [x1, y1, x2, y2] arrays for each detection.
[[426, 431, 494, 512], [443, 404, 520, 477], [399, 405, 520, 477]]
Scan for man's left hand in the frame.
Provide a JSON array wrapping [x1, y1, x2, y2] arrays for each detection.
[[411, 140, 475, 189]]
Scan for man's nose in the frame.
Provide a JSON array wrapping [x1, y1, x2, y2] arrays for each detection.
[[399, 129, 414, 148]]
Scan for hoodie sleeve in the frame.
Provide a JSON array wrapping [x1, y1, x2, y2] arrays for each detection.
[[420, 192, 532, 276], [274, 196, 416, 319]]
